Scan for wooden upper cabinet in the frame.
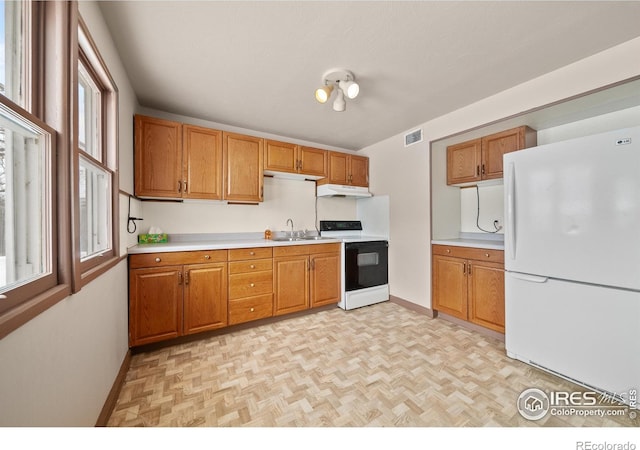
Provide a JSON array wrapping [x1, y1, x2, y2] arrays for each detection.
[[481, 126, 536, 181], [349, 155, 369, 187], [447, 126, 537, 185], [326, 152, 349, 184], [320, 151, 369, 187], [223, 132, 264, 203], [134, 115, 183, 198], [299, 146, 328, 178], [447, 138, 482, 185], [134, 115, 224, 199], [264, 140, 328, 179], [183, 125, 223, 200], [264, 140, 298, 174]]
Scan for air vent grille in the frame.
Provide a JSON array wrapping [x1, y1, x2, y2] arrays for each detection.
[[404, 128, 423, 147]]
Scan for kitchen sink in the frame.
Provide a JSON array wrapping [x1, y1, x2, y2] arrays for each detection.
[[271, 235, 327, 242]]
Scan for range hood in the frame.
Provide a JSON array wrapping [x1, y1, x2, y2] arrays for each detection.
[[316, 184, 372, 198]]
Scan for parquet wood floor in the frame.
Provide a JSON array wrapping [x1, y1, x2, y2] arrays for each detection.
[[107, 302, 638, 427]]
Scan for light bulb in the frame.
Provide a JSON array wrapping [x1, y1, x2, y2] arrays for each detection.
[[315, 85, 334, 103], [339, 80, 359, 99]]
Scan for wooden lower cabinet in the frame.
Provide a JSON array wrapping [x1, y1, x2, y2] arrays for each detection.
[[310, 252, 341, 307], [467, 261, 505, 332], [128, 250, 228, 347], [183, 263, 228, 335], [228, 247, 274, 325], [128, 244, 340, 347], [432, 245, 505, 333], [273, 243, 341, 316], [129, 266, 183, 346]]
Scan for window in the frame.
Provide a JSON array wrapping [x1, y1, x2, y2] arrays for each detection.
[[76, 20, 118, 276], [0, 0, 30, 108], [0, 3, 120, 337], [0, 98, 55, 313]]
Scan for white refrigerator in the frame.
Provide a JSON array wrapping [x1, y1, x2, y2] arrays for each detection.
[[504, 125, 640, 404]]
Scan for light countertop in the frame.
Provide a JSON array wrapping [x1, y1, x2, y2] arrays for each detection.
[[431, 232, 504, 251], [127, 232, 341, 254]]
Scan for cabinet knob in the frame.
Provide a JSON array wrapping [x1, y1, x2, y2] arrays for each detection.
[[250, 283, 255, 287], [446, 249, 450, 253], [204, 255, 211, 260], [155, 257, 161, 263], [250, 307, 255, 312], [250, 264, 255, 269], [485, 253, 490, 257], [250, 251, 255, 256]]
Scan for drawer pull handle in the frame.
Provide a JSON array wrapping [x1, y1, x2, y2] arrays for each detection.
[[250, 264, 255, 269], [446, 249, 450, 253], [250, 283, 255, 287], [204, 255, 211, 260], [485, 253, 489, 257], [250, 307, 255, 312], [249, 251, 255, 256], [155, 257, 161, 263]]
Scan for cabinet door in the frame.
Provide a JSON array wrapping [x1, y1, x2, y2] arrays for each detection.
[[183, 262, 228, 335], [183, 125, 223, 200], [134, 115, 183, 198], [299, 146, 328, 178], [349, 155, 369, 187], [273, 256, 309, 316], [446, 138, 481, 185], [264, 140, 298, 174], [129, 266, 183, 346], [326, 152, 349, 184], [223, 132, 264, 202], [468, 261, 505, 333], [432, 255, 468, 320], [310, 252, 341, 308], [481, 128, 523, 181]]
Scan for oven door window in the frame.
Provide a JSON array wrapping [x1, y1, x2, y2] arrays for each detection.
[[345, 241, 388, 291]]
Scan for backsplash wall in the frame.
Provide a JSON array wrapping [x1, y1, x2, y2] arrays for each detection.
[[460, 184, 504, 235], [139, 176, 356, 235]]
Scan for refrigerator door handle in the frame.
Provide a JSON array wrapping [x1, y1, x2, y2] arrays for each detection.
[[506, 161, 516, 260], [509, 272, 549, 283]]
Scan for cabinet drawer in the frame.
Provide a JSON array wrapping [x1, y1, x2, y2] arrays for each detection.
[[229, 258, 272, 274], [129, 250, 227, 268], [228, 294, 273, 325], [432, 245, 504, 264], [228, 247, 273, 261], [229, 271, 273, 299]]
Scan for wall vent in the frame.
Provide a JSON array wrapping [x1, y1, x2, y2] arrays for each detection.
[[404, 128, 423, 147]]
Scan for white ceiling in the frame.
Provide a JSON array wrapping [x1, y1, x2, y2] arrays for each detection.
[[99, 1, 640, 150]]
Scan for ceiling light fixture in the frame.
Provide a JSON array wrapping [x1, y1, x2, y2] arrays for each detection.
[[314, 69, 359, 112]]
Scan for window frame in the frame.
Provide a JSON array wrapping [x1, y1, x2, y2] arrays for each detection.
[[73, 16, 119, 287], [0, 94, 58, 315], [0, 0, 73, 339]]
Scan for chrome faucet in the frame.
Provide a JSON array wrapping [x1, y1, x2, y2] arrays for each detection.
[[286, 218, 294, 234]]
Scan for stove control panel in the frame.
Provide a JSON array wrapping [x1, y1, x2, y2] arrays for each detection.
[[319, 220, 363, 232]]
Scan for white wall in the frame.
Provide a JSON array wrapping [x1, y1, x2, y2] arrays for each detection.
[[0, 1, 138, 426], [362, 36, 640, 309]]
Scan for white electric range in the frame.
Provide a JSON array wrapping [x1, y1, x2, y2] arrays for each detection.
[[320, 220, 389, 310]]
